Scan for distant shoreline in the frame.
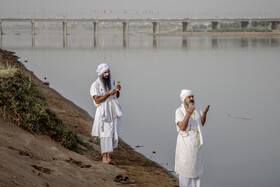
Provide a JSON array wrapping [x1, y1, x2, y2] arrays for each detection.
[[158, 31, 280, 37], [2, 29, 280, 36]]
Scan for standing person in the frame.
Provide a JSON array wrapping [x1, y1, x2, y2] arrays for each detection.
[[90, 63, 123, 165], [175, 89, 210, 187]]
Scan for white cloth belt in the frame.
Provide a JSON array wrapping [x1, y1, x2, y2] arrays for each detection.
[[189, 129, 201, 147]]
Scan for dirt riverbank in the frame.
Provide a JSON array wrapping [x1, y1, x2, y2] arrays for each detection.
[[0, 49, 178, 187]]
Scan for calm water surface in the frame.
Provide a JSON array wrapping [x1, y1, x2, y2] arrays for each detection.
[[2, 33, 280, 187]]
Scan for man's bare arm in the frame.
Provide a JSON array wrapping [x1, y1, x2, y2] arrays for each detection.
[[116, 84, 121, 98], [93, 89, 115, 104], [116, 91, 120, 98], [177, 106, 195, 131], [201, 105, 210, 126]]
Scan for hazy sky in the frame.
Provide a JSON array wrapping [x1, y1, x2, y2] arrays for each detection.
[[1, 0, 280, 18]]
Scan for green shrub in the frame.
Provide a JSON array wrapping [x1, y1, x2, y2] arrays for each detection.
[[0, 65, 79, 151]]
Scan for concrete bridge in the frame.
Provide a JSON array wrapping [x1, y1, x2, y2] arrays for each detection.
[[0, 18, 280, 47], [1, 18, 280, 36]]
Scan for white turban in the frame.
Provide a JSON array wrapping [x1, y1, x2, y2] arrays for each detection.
[[96, 63, 110, 77], [180, 89, 193, 102]]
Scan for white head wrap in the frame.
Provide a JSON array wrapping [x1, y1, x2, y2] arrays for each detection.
[[96, 63, 110, 77], [180, 89, 193, 102]]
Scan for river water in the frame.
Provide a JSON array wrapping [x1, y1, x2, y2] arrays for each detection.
[[1, 32, 280, 187]]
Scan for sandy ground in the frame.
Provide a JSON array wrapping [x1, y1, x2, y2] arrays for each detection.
[[0, 49, 178, 187]]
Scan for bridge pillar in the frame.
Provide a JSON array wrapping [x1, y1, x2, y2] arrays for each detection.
[[123, 22, 129, 36], [63, 21, 68, 37], [123, 22, 129, 47], [123, 35, 129, 48], [31, 20, 35, 35], [153, 22, 160, 35], [63, 21, 67, 48], [123, 22, 129, 48], [271, 21, 280, 30], [93, 22, 99, 36], [241, 21, 251, 28], [212, 21, 220, 30], [32, 36, 35, 48], [182, 22, 189, 32], [93, 22, 99, 47]]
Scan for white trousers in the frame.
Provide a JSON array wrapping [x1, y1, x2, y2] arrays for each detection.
[[100, 137, 118, 154], [179, 175, 200, 187]]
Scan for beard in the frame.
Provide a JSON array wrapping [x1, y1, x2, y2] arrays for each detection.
[[102, 75, 111, 91], [186, 100, 195, 107]]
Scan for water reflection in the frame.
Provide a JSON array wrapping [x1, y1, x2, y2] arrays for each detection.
[[241, 38, 249, 47], [32, 35, 35, 48], [63, 35, 67, 48], [153, 35, 160, 48], [123, 34, 129, 48], [2, 34, 280, 49], [182, 36, 188, 48], [211, 38, 219, 48], [271, 37, 280, 46], [94, 34, 98, 48]]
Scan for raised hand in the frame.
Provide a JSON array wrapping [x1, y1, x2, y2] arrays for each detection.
[[185, 104, 195, 115], [203, 105, 210, 114], [116, 84, 121, 92]]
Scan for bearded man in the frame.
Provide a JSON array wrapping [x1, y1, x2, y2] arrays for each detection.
[[90, 63, 123, 165], [175, 89, 210, 187]]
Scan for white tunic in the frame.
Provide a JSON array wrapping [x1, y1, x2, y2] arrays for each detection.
[[175, 106, 204, 178], [90, 78, 124, 139]]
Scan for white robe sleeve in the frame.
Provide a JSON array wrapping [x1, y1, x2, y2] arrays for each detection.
[[199, 108, 203, 117], [90, 81, 101, 107], [175, 108, 184, 132]]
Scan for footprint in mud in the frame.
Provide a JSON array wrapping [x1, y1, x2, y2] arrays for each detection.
[[65, 158, 91, 168], [8, 146, 39, 160], [31, 165, 53, 174]]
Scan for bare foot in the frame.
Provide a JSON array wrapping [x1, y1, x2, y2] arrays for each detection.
[[102, 159, 110, 164]]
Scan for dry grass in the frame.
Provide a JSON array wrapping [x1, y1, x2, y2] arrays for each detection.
[[0, 61, 17, 78]]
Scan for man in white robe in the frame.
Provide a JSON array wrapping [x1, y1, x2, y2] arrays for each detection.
[[175, 89, 210, 187], [90, 63, 123, 164]]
